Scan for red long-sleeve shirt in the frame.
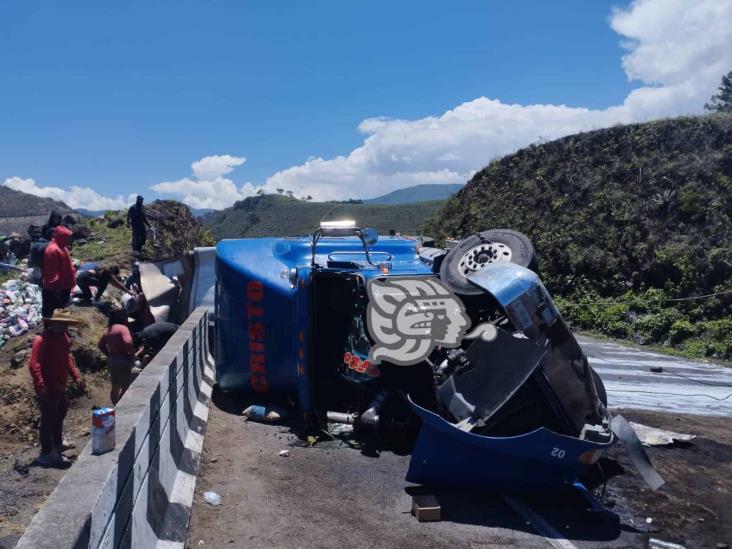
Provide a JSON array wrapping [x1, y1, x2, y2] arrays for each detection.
[[42, 225, 76, 291], [28, 331, 82, 395]]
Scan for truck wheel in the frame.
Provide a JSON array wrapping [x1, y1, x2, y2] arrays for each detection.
[[439, 229, 539, 295]]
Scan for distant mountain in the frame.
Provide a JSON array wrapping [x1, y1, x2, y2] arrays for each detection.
[[363, 183, 463, 205], [76, 206, 215, 218], [0, 186, 73, 218], [190, 208, 215, 217], [203, 194, 444, 239], [75, 208, 107, 218], [0, 186, 74, 235]]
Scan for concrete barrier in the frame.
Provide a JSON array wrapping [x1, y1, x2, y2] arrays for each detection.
[[16, 307, 214, 549]]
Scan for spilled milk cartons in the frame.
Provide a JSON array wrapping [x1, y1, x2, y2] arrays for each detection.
[[92, 407, 116, 455], [0, 277, 42, 344]]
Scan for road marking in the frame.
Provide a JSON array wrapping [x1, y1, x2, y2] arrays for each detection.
[[503, 495, 578, 549]]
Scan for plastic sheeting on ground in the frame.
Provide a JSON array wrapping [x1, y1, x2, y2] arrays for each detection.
[[0, 275, 42, 347]]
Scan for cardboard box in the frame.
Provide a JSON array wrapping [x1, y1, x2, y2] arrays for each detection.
[[412, 494, 441, 522]]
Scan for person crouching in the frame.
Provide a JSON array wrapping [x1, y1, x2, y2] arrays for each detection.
[[28, 309, 85, 467], [75, 265, 127, 303], [98, 307, 136, 405]]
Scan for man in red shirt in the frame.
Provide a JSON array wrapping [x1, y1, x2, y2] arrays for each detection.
[[42, 225, 76, 318], [28, 309, 85, 467]]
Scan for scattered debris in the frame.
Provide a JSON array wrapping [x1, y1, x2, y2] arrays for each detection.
[[242, 404, 286, 423], [203, 491, 222, 506], [9, 349, 30, 370], [412, 495, 441, 522], [630, 422, 696, 447], [650, 366, 664, 373], [12, 459, 29, 477], [0, 277, 42, 345], [278, 449, 290, 457], [648, 538, 686, 549], [328, 423, 354, 437]]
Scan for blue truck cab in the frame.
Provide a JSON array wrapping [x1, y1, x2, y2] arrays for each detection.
[[215, 230, 431, 415], [214, 223, 622, 493]]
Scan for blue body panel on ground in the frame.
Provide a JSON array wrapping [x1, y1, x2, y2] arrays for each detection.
[[407, 402, 610, 492]]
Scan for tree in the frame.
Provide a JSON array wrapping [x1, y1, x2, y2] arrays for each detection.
[[306, 195, 313, 201], [256, 189, 265, 196], [286, 190, 294, 198], [705, 71, 732, 113], [276, 188, 284, 194]]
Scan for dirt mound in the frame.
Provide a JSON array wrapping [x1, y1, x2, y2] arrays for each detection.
[[146, 200, 215, 259]]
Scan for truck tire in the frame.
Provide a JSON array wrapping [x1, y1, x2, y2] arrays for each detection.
[[439, 229, 539, 295]]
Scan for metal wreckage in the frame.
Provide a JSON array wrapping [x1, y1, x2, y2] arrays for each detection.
[[214, 222, 663, 501]]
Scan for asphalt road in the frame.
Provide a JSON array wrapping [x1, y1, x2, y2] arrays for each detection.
[[577, 335, 732, 417], [187, 337, 732, 548], [187, 400, 641, 549]]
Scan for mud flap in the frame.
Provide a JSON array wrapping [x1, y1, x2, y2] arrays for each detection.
[[611, 415, 665, 491]]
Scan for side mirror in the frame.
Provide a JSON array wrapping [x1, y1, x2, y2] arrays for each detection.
[[361, 227, 379, 247]]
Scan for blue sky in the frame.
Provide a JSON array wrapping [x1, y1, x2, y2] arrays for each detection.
[[1, 0, 730, 209]]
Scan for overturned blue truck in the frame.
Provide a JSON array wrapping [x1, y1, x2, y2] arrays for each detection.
[[213, 222, 660, 496]]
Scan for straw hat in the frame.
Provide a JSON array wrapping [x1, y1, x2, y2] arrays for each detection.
[[44, 309, 83, 325]]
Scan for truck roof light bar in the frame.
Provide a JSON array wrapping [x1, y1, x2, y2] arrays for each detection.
[[311, 220, 376, 268]]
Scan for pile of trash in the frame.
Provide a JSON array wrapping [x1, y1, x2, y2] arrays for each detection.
[[145, 200, 214, 260], [0, 276, 42, 347]]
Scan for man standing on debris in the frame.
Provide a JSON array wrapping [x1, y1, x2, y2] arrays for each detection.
[[126, 195, 151, 253], [98, 307, 136, 404], [28, 309, 85, 467], [41, 225, 76, 318]]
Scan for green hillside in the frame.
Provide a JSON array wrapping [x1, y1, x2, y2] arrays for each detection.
[[426, 114, 732, 360], [203, 194, 445, 239]]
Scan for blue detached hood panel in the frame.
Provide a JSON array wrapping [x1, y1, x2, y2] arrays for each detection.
[[407, 402, 611, 493]]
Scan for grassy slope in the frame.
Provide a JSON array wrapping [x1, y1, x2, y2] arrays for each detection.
[[203, 194, 445, 239], [72, 213, 134, 267], [425, 114, 732, 360]]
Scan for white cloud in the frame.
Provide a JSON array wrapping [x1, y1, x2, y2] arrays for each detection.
[[2, 176, 136, 211], [191, 154, 246, 180], [256, 0, 732, 201], [151, 155, 256, 209], [612, 0, 732, 119]]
